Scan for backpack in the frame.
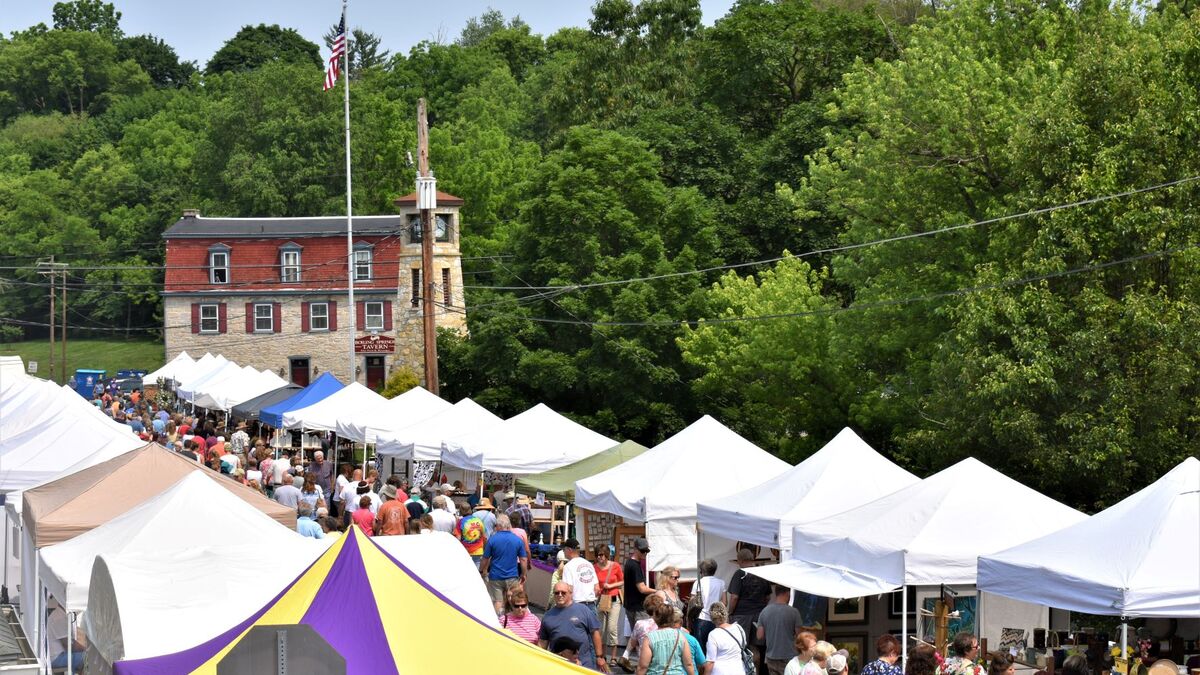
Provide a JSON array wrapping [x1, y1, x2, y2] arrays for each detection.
[[720, 624, 756, 675]]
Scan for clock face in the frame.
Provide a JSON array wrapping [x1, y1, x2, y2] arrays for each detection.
[[410, 214, 450, 241]]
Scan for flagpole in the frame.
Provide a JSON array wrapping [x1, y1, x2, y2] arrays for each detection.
[[341, 0, 355, 385]]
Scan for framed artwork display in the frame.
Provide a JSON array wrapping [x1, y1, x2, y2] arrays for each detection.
[[830, 633, 868, 673], [828, 596, 868, 623], [889, 586, 918, 619]]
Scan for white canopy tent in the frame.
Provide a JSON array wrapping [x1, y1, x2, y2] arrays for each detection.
[[193, 367, 286, 412], [139, 351, 194, 388], [84, 531, 495, 671], [750, 457, 1088, 653], [441, 403, 616, 474], [38, 471, 307, 614], [696, 427, 919, 552], [175, 359, 239, 403], [376, 398, 503, 462], [0, 355, 26, 381], [334, 386, 451, 443], [279, 381, 390, 432], [172, 352, 220, 390], [575, 415, 790, 574], [978, 456, 1200, 618], [190, 364, 257, 410]]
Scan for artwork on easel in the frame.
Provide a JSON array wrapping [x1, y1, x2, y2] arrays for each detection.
[[917, 594, 977, 642]]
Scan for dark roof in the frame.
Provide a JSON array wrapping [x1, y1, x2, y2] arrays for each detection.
[[394, 190, 464, 206], [163, 215, 407, 239]]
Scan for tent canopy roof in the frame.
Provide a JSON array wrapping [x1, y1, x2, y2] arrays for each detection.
[[978, 456, 1200, 617], [440, 403, 617, 473], [177, 360, 238, 401], [375, 398, 503, 462], [230, 384, 302, 421], [334, 386, 451, 443], [697, 428, 918, 549], [518, 440, 649, 503], [39, 471, 309, 612], [141, 351, 193, 387], [279, 381, 387, 431], [111, 528, 591, 674], [790, 457, 1087, 587], [22, 443, 296, 548], [574, 415, 790, 521], [260, 372, 345, 428]]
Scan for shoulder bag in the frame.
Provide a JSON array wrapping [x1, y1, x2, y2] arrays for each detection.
[[720, 624, 757, 675], [598, 563, 614, 612]]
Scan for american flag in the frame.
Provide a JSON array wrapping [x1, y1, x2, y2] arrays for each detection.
[[323, 13, 347, 91]]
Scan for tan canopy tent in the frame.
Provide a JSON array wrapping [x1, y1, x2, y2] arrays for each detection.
[[22, 443, 295, 548]]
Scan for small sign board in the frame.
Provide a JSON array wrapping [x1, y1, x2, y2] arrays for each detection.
[[26, 361, 36, 374], [354, 334, 395, 354]]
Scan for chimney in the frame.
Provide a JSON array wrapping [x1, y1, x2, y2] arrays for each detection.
[[182, 208, 200, 219]]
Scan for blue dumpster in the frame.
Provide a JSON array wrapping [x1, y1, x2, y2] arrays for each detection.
[[72, 369, 106, 398]]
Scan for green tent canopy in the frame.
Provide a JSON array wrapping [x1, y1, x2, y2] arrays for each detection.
[[517, 440, 649, 503]]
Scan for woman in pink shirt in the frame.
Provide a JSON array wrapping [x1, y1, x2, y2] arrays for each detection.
[[500, 588, 540, 644]]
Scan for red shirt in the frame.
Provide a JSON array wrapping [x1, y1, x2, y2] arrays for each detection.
[[594, 561, 624, 597], [352, 509, 375, 535]]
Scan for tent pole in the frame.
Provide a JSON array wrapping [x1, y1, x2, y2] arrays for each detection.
[[1120, 618, 1128, 665], [66, 611, 73, 675], [902, 585, 909, 669]]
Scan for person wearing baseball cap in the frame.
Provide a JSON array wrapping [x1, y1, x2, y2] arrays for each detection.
[[560, 538, 598, 608], [622, 538, 655, 638]]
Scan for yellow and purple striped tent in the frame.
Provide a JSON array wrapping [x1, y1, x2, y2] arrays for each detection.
[[112, 527, 591, 674]]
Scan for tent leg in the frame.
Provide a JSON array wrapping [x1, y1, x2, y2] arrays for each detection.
[[66, 611, 73, 674], [1120, 618, 1128, 665], [901, 585, 908, 669]]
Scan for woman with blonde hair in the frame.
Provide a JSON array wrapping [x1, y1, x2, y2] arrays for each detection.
[[655, 565, 685, 613], [705, 601, 748, 675]]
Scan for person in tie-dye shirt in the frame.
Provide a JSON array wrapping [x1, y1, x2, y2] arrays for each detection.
[[457, 502, 487, 567]]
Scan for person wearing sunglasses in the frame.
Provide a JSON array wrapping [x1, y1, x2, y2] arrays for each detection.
[[501, 588, 541, 644], [539, 581, 610, 672], [655, 566, 686, 613]]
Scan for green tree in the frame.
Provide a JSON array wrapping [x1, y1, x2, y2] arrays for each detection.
[[791, 0, 1200, 507], [379, 368, 420, 397], [206, 24, 322, 75], [118, 34, 196, 87], [441, 126, 720, 441], [322, 27, 390, 74], [52, 0, 123, 40], [678, 255, 841, 460]]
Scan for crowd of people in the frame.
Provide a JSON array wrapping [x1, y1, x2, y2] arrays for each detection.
[[91, 388, 1059, 675]]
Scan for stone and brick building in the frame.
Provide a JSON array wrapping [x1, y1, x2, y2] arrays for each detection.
[[161, 192, 467, 389]]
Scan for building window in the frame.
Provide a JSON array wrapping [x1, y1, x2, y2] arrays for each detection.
[[254, 303, 274, 332], [209, 251, 229, 284], [442, 268, 451, 308], [365, 301, 384, 330], [408, 214, 451, 243], [353, 248, 372, 281], [411, 269, 421, 307], [310, 302, 329, 331], [280, 248, 301, 283], [199, 304, 219, 333]]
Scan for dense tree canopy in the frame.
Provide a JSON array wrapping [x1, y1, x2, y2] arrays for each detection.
[[2, 0, 1198, 508]]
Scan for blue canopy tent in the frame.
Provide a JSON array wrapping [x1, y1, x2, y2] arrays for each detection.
[[259, 373, 345, 428]]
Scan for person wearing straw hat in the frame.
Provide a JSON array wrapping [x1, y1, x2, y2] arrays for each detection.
[[475, 498, 498, 537]]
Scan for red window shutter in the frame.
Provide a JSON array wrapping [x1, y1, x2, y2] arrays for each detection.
[[272, 302, 281, 333], [245, 303, 254, 333], [356, 301, 365, 331], [191, 303, 200, 334], [301, 302, 310, 333], [218, 303, 228, 334], [383, 301, 393, 331], [328, 301, 338, 331]]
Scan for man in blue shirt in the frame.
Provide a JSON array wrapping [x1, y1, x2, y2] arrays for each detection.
[[539, 581, 607, 673], [479, 514, 526, 614], [296, 503, 324, 539]]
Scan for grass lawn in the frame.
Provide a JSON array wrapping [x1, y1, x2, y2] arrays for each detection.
[[0, 337, 164, 383]]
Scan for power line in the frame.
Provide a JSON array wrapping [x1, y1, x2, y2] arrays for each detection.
[[435, 243, 1198, 328], [458, 174, 1200, 291]]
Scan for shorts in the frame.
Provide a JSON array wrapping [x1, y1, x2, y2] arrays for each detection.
[[487, 577, 522, 606]]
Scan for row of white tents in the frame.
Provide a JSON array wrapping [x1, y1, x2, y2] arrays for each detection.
[[0, 360, 503, 673]]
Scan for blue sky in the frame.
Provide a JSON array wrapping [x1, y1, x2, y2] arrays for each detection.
[[1, 1, 739, 67]]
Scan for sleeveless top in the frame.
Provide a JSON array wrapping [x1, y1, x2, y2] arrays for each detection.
[[647, 628, 688, 675]]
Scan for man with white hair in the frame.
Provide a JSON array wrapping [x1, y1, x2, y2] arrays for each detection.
[[429, 495, 458, 534], [309, 450, 333, 499], [479, 514, 526, 614]]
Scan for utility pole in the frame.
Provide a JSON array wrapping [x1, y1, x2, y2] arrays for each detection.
[[60, 266, 67, 384], [416, 98, 439, 394], [46, 259, 55, 383]]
